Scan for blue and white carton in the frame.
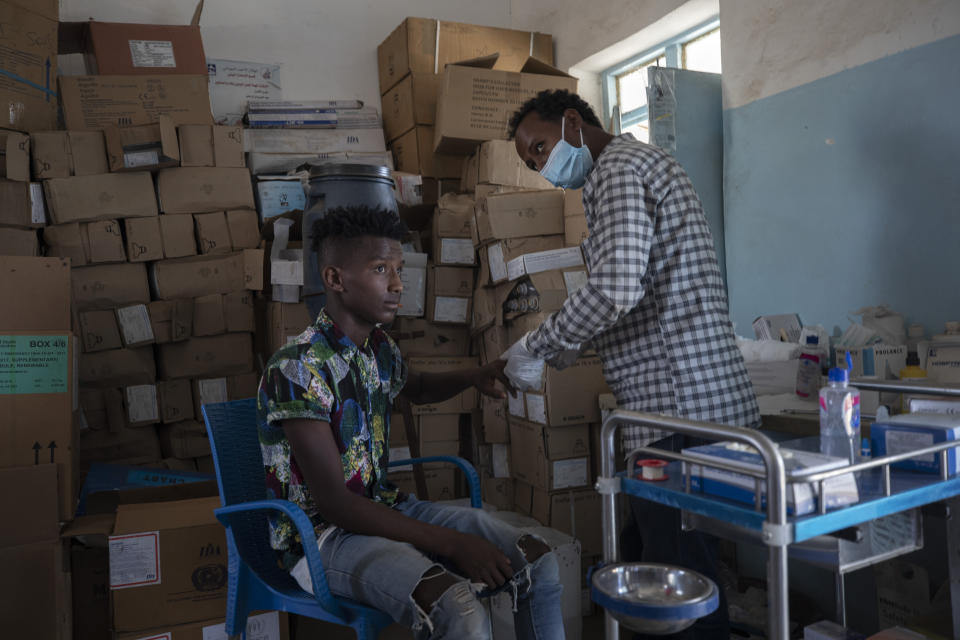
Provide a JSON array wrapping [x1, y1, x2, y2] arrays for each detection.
[[870, 413, 960, 476], [682, 442, 860, 515]]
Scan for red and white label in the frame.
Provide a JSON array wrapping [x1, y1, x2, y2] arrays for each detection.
[[108, 531, 161, 589]]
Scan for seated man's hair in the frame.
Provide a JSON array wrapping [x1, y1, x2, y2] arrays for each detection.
[[508, 89, 603, 139], [311, 205, 408, 261]]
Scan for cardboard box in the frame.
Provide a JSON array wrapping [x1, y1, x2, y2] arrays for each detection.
[[113, 611, 290, 640], [159, 213, 199, 258], [264, 302, 313, 358], [506, 246, 583, 283], [79, 346, 157, 387], [0, 257, 70, 330], [178, 124, 245, 167], [563, 188, 584, 216], [480, 324, 510, 366], [391, 126, 465, 179], [78, 309, 122, 353], [157, 333, 254, 379], [149, 252, 248, 300], [476, 140, 553, 190], [123, 383, 161, 426], [224, 291, 255, 333], [0, 226, 38, 256], [390, 317, 470, 356], [418, 413, 461, 444], [43, 172, 158, 224], [485, 235, 564, 285], [0, 2, 58, 132], [393, 172, 459, 207], [30, 130, 109, 179], [157, 167, 255, 214], [426, 265, 473, 325], [381, 72, 441, 142], [43, 220, 125, 266], [62, 496, 227, 631], [564, 213, 589, 247], [530, 487, 602, 556], [0, 130, 29, 181], [122, 216, 163, 262], [387, 468, 458, 501], [6, 0, 57, 21], [504, 267, 587, 320], [397, 251, 427, 318], [243, 128, 387, 154], [434, 57, 578, 154], [475, 188, 564, 243], [523, 356, 609, 426], [191, 372, 259, 424], [482, 395, 509, 443], [193, 294, 226, 337], [59, 75, 213, 130], [149, 300, 194, 344], [194, 212, 233, 255], [243, 249, 265, 291], [42, 223, 87, 265], [0, 180, 46, 227], [255, 177, 306, 220], [158, 420, 209, 458], [509, 419, 591, 491], [60, 20, 207, 76], [72, 262, 151, 313], [408, 356, 478, 415], [834, 344, 908, 379], [226, 209, 260, 249], [0, 539, 71, 640], [102, 117, 180, 172], [158, 379, 195, 424], [376, 18, 554, 95]]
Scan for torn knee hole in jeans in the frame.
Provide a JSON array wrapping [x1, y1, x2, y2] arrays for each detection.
[[410, 569, 480, 634]]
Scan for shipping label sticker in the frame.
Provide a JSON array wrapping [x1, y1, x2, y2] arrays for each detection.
[[552, 458, 588, 490], [507, 391, 525, 418], [562, 270, 588, 296], [0, 335, 69, 395], [433, 297, 469, 324], [29, 183, 47, 224], [202, 611, 281, 640], [506, 256, 525, 282], [525, 393, 547, 425], [198, 378, 229, 406], [390, 446, 412, 471], [124, 150, 160, 168], [117, 304, 155, 345], [108, 531, 161, 589], [129, 40, 177, 68], [126, 384, 159, 424], [440, 238, 475, 265], [487, 244, 506, 282]]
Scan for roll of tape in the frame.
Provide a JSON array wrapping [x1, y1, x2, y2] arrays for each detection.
[[635, 459, 668, 481]]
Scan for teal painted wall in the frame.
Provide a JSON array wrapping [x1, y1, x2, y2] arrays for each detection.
[[723, 33, 960, 337]]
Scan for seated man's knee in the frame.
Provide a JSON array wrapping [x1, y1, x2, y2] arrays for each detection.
[[412, 566, 459, 611], [412, 568, 489, 638], [518, 534, 551, 563]]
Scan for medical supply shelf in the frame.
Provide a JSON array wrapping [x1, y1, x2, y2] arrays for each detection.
[[596, 379, 960, 640]]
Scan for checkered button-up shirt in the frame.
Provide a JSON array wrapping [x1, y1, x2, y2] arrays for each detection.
[[526, 134, 760, 450]]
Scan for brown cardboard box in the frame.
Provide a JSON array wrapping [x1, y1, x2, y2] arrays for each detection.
[[0, 539, 71, 640], [0, 130, 29, 181], [387, 468, 458, 501], [472, 281, 513, 334], [124, 216, 164, 262], [476, 140, 552, 189], [103, 118, 180, 172], [0, 180, 46, 227], [426, 264, 473, 325], [377, 18, 553, 95], [226, 209, 260, 249], [481, 395, 509, 443], [30, 130, 109, 179], [157, 333, 254, 379], [43, 172, 158, 224], [59, 75, 213, 130], [265, 301, 312, 358], [509, 419, 591, 491], [0, 226, 38, 256], [530, 487, 603, 556], [158, 379, 195, 424], [158, 420, 209, 458], [159, 213, 199, 258], [178, 124, 245, 167], [84, 219, 127, 263], [149, 300, 194, 344], [418, 413, 461, 443], [42, 223, 87, 264], [0, 257, 70, 329], [434, 57, 578, 154], [224, 291, 255, 333], [191, 372, 259, 424], [563, 188, 584, 217], [60, 20, 207, 76], [408, 356, 478, 415], [485, 235, 564, 285], [524, 356, 609, 426], [431, 193, 475, 263], [390, 317, 470, 356], [113, 611, 290, 640], [0, 2, 58, 132], [479, 324, 509, 366], [115, 303, 155, 347], [72, 262, 151, 311], [77, 423, 163, 469], [78, 309, 123, 353], [157, 167, 256, 214], [391, 126, 465, 179], [79, 387, 125, 433], [5, 0, 57, 21], [0, 464, 61, 548], [62, 496, 228, 632], [193, 293, 226, 336], [482, 472, 513, 511], [243, 248, 265, 291], [123, 383, 161, 426], [381, 72, 441, 142], [150, 252, 248, 300], [475, 189, 564, 243], [504, 267, 586, 320], [194, 211, 233, 254], [564, 213, 589, 247], [79, 346, 156, 387]]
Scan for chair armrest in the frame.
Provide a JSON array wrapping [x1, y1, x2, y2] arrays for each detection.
[[389, 455, 481, 508], [215, 499, 346, 619]]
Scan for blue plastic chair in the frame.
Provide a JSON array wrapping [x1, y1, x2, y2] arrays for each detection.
[[201, 398, 482, 640]]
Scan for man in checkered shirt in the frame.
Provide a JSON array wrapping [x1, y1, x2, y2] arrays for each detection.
[[508, 90, 760, 639]]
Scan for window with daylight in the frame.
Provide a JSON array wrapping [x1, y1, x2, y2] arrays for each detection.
[[602, 20, 721, 142]]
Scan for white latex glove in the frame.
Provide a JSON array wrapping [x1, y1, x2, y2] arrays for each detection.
[[500, 332, 545, 391]]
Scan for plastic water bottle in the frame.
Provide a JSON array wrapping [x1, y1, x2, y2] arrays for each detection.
[[819, 352, 860, 464]]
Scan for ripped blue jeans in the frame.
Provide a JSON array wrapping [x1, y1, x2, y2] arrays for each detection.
[[289, 496, 565, 639]]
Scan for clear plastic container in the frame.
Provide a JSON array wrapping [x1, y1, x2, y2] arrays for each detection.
[[819, 353, 861, 464]]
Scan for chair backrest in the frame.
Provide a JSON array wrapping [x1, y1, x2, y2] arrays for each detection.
[[202, 398, 294, 584]]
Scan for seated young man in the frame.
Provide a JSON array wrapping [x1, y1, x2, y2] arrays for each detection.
[[257, 205, 565, 639]]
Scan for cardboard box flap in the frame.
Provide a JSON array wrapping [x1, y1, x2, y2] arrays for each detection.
[[520, 56, 573, 78], [62, 513, 116, 538], [446, 53, 499, 70], [113, 495, 220, 534]]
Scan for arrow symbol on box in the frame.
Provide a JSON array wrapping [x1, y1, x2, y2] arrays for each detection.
[[48, 441, 57, 463], [33, 442, 41, 465]]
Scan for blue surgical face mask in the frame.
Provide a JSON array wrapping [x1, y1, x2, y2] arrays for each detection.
[[539, 119, 594, 189]]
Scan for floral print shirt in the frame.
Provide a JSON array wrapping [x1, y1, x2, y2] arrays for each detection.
[[257, 308, 407, 569]]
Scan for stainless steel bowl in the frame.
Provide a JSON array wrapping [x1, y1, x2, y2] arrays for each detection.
[[590, 563, 719, 634]]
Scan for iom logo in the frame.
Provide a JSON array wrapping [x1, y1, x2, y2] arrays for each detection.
[[192, 564, 228, 591]]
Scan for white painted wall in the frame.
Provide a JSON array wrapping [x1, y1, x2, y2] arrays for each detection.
[[60, 0, 512, 110], [720, 0, 960, 109]]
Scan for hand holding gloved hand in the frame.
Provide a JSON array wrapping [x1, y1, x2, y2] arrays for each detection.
[[500, 332, 545, 392]]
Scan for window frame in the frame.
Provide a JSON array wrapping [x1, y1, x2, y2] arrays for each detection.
[[601, 18, 720, 133]]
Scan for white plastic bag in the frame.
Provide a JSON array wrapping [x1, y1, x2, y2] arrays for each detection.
[[501, 334, 545, 391]]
